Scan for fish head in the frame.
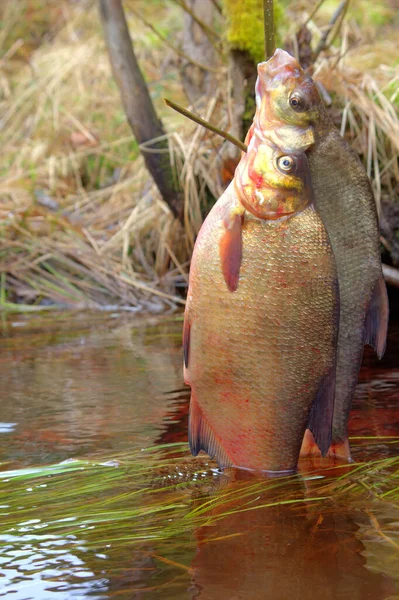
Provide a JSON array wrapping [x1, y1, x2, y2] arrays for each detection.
[[255, 49, 323, 132], [234, 137, 313, 220]]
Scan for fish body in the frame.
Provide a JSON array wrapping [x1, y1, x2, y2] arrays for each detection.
[[184, 139, 339, 473], [250, 49, 389, 459]]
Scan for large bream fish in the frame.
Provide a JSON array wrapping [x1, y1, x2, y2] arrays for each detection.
[[183, 134, 339, 473], [249, 49, 389, 460]]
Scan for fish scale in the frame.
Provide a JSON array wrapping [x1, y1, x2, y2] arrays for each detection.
[[309, 129, 382, 443], [184, 185, 339, 473]]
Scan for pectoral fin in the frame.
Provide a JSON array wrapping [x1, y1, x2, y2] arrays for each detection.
[[219, 210, 244, 292], [364, 275, 389, 359], [307, 365, 336, 457], [189, 393, 231, 468], [183, 316, 191, 369]]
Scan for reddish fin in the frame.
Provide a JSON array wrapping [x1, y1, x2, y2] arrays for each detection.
[[300, 429, 321, 458], [364, 275, 389, 359], [219, 212, 243, 292], [327, 438, 352, 462], [183, 317, 191, 369], [300, 430, 353, 463], [307, 365, 335, 457], [188, 393, 231, 468]]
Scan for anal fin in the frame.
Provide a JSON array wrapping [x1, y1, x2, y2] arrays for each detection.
[[219, 210, 243, 292], [364, 274, 389, 359], [188, 393, 231, 469], [300, 430, 352, 462], [307, 365, 335, 457]]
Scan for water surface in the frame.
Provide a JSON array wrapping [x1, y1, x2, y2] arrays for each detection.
[[0, 312, 398, 599]]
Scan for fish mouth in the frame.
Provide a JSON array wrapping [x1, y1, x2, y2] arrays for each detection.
[[257, 48, 302, 85]]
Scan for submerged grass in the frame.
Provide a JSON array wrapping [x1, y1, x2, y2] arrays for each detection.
[[1, 440, 399, 545], [0, 1, 398, 310], [1, 439, 399, 595]]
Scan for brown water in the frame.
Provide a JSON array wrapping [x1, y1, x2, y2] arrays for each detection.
[[0, 311, 398, 599]]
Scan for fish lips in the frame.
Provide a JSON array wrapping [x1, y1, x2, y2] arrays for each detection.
[[257, 48, 302, 91]]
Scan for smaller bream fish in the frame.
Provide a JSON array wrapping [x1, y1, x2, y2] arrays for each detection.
[[247, 49, 389, 460]]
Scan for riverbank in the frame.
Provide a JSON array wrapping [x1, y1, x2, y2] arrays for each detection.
[[1, 0, 398, 311]]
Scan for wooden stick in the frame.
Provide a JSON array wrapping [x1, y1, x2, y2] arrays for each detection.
[[164, 98, 248, 153], [263, 0, 275, 60]]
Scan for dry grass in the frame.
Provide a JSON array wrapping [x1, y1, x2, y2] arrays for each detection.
[[311, 20, 399, 213], [0, 0, 398, 310], [0, 0, 227, 310]]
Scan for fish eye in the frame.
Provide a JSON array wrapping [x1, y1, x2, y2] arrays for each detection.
[[289, 92, 306, 112], [277, 156, 295, 173]]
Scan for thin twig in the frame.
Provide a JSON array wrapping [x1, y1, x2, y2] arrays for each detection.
[[210, 0, 223, 14], [129, 7, 219, 73], [324, 0, 350, 52], [329, 38, 360, 71], [313, 0, 350, 61], [304, 0, 327, 27], [172, 0, 221, 47], [164, 98, 248, 153], [150, 553, 193, 574], [366, 510, 399, 551], [263, 0, 275, 60]]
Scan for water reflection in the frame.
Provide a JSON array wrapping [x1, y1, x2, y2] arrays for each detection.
[[357, 501, 399, 587], [0, 314, 184, 468], [0, 313, 398, 599], [190, 470, 396, 600], [0, 532, 106, 599]]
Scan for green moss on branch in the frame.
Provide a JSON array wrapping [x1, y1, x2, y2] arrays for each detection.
[[224, 0, 284, 63]]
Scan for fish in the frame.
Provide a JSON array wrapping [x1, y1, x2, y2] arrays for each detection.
[[183, 134, 339, 473], [249, 49, 389, 460]]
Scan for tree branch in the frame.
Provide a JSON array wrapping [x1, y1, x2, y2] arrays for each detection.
[[263, 0, 275, 60], [99, 0, 183, 220]]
